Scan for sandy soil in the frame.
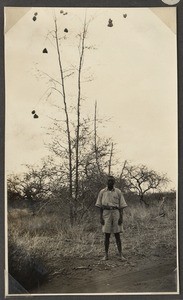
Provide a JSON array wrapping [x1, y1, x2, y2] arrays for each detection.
[[30, 254, 177, 294]]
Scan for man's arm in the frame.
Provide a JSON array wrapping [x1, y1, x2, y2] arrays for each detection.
[[95, 190, 105, 225], [118, 208, 123, 225], [100, 207, 105, 225], [118, 190, 127, 225]]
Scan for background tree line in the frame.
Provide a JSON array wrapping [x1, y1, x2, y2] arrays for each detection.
[[7, 155, 170, 225]]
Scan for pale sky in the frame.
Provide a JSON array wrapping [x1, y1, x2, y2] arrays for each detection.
[[5, 7, 177, 189]]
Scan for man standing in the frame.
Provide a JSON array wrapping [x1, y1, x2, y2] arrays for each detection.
[[95, 176, 127, 261]]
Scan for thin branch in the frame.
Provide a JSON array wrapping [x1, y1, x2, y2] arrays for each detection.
[[39, 70, 63, 87], [63, 72, 75, 79], [50, 86, 63, 96]]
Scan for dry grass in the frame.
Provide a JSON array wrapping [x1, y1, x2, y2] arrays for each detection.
[[8, 196, 176, 290], [122, 201, 176, 258]]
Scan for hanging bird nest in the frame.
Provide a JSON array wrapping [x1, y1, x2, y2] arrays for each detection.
[[108, 19, 113, 27], [42, 48, 48, 54]]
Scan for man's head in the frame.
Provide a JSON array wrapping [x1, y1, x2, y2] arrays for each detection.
[[107, 175, 115, 190]]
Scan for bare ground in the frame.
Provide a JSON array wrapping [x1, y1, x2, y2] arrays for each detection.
[[30, 253, 177, 294]]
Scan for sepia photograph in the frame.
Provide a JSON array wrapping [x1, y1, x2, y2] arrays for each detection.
[[4, 6, 178, 295]]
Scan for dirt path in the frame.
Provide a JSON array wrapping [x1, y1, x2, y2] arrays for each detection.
[[30, 255, 177, 294]]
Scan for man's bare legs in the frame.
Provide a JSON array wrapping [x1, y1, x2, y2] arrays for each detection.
[[103, 233, 110, 260], [102, 233, 126, 261], [114, 233, 126, 261]]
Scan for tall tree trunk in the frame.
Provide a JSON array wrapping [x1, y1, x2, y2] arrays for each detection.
[[94, 101, 101, 174], [75, 20, 87, 220], [54, 18, 74, 225], [140, 194, 149, 207]]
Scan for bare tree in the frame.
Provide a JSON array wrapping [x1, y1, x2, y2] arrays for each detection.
[[32, 11, 117, 222], [7, 162, 55, 208], [34, 12, 93, 224], [122, 162, 169, 206]]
